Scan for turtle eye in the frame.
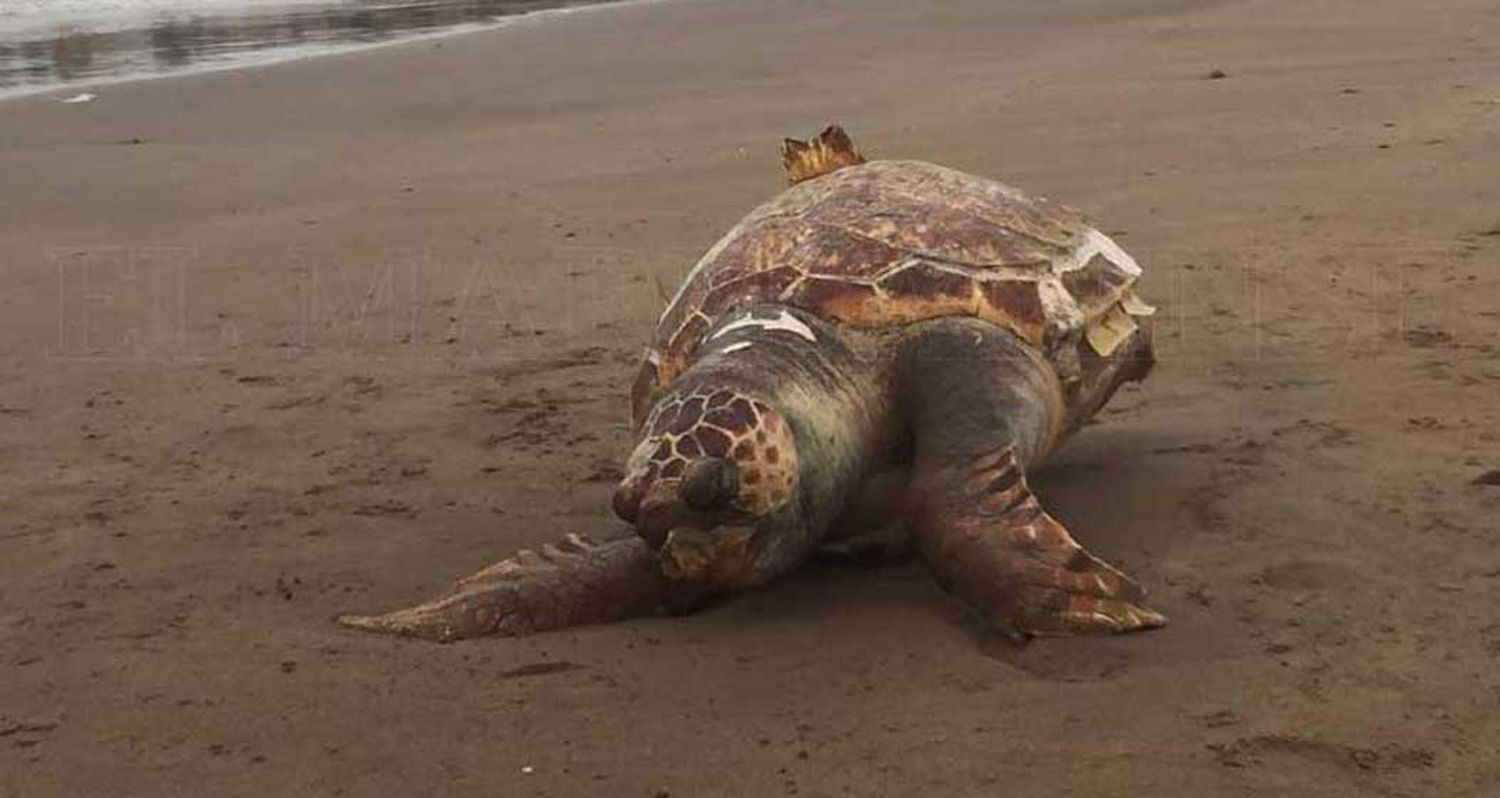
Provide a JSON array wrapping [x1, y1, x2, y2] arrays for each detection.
[[679, 457, 740, 511]]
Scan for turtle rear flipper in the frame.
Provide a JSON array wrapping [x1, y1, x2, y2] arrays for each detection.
[[339, 534, 698, 642], [915, 446, 1165, 639]]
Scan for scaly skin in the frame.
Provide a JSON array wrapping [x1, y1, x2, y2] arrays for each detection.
[[341, 306, 880, 640], [914, 447, 1165, 639], [340, 128, 1164, 644], [341, 309, 1162, 642], [337, 534, 698, 642], [899, 316, 1163, 639]]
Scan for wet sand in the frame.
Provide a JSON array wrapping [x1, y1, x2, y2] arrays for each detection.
[[2, 0, 1499, 794]]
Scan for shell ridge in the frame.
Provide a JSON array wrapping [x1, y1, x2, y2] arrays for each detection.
[[815, 176, 1085, 261], [872, 161, 1086, 251], [638, 156, 1145, 420], [805, 220, 965, 271], [659, 225, 744, 324]]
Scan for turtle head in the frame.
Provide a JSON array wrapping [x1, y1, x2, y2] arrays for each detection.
[[611, 387, 803, 589]]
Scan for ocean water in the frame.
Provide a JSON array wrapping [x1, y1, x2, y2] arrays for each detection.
[[0, 0, 627, 97], [0, 1, 312, 35]]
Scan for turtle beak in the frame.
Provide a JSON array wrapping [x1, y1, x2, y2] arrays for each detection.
[[625, 457, 742, 551], [660, 525, 758, 583], [611, 476, 647, 524], [631, 477, 688, 549]]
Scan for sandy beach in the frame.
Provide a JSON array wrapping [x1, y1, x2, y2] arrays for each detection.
[[3, 0, 1499, 794]]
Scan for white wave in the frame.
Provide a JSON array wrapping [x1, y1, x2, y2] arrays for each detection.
[[0, 0, 329, 36]]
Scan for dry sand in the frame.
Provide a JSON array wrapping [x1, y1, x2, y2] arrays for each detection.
[[2, 0, 1499, 794]]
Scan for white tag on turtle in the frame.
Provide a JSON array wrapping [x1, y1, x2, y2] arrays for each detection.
[[1085, 303, 1139, 356], [1120, 289, 1157, 317]]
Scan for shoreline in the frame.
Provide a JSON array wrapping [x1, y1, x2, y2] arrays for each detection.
[[0, 0, 662, 102]]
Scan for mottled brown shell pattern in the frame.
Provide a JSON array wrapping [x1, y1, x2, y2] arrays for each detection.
[[631, 159, 1145, 426]]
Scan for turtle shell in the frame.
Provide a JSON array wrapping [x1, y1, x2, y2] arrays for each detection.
[[631, 160, 1148, 425]]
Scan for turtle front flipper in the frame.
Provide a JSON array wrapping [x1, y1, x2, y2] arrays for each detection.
[[339, 534, 699, 642], [894, 317, 1163, 640], [914, 446, 1165, 639]]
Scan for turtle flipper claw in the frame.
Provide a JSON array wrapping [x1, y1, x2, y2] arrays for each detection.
[[1025, 598, 1168, 637], [336, 584, 517, 642]]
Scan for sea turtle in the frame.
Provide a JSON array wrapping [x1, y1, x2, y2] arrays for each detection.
[[340, 126, 1164, 643]]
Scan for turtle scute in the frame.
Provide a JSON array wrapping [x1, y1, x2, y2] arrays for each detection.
[[632, 158, 1146, 425]]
